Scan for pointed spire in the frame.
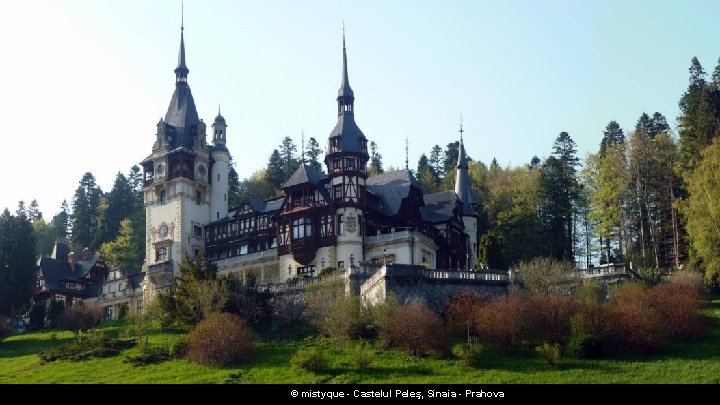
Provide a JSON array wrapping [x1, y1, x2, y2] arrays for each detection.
[[457, 117, 467, 169], [338, 22, 354, 101], [214, 104, 226, 124], [405, 135, 409, 170], [455, 120, 476, 214], [174, 2, 189, 83], [301, 130, 306, 164]]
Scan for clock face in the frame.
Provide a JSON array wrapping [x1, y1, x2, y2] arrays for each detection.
[[159, 225, 168, 237], [156, 163, 164, 175], [198, 164, 207, 177]]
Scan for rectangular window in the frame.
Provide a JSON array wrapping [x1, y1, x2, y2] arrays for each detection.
[[156, 247, 167, 261], [159, 190, 166, 205], [333, 185, 343, 200], [136, 299, 143, 315], [217, 173, 220, 182], [297, 265, 316, 277], [337, 214, 344, 235], [193, 225, 203, 237], [338, 261, 345, 270], [224, 193, 227, 202], [196, 191, 202, 206], [217, 212, 220, 220], [358, 215, 363, 236], [292, 218, 305, 239]]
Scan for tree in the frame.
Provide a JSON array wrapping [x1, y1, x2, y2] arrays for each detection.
[[237, 170, 278, 202], [305, 137, 323, 172], [0, 209, 37, 318], [266, 149, 286, 191], [442, 141, 460, 176], [599, 120, 625, 156], [33, 218, 56, 259], [683, 139, 720, 286], [28, 199, 41, 222], [228, 162, 241, 208], [70, 172, 103, 250], [279, 136, 300, 179], [56, 303, 103, 341], [95, 172, 134, 248], [428, 145, 443, 177], [678, 57, 711, 174], [99, 218, 143, 270], [369, 141, 384, 175], [51, 200, 70, 238], [512, 257, 580, 297]]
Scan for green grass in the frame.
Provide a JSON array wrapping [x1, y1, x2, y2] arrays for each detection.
[[1, 297, 720, 384]]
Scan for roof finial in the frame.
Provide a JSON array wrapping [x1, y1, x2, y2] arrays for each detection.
[[181, 0, 184, 31], [174, 0, 189, 83], [337, 21, 353, 100], [218, 104, 221, 116], [459, 114, 464, 143], [301, 130, 306, 164], [405, 136, 409, 170]]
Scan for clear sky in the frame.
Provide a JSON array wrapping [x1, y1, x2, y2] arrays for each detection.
[[1, 0, 719, 217]]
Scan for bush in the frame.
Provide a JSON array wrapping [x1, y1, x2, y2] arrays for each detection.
[[39, 336, 135, 363], [604, 283, 666, 354], [47, 298, 65, 328], [474, 295, 527, 348], [444, 292, 489, 341], [535, 342, 560, 367], [347, 341, 375, 370], [668, 270, 704, 292], [28, 303, 46, 330], [649, 282, 707, 340], [452, 343, 484, 368], [57, 303, 103, 341], [526, 294, 575, 344], [566, 334, 603, 359], [0, 316, 11, 344], [291, 347, 329, 373], [363, 294, 399, 347], [513, 257, 580, 296], [318, 266, 338, 277], [305, 279, 364, 345], [187, 313, 256, 366], [124, 346, 170, 366], [389, 302, 448, 357], [169, 338, 188, 359]]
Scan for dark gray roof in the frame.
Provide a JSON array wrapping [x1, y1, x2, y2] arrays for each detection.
[[214, 106, 226, 125], [282, 164, 328, 189], [366, 170, 419, 216], [51, 239, 70, 261], [164, 84, 199, 149], [454, 138, 478, 215], [328, 114, 366, 154], [210, 143, 228, 153], [422, 191, 458, 223], [38, 255, 102, 296], [175, 29, 189, 77], [338, 36, 354, 99]]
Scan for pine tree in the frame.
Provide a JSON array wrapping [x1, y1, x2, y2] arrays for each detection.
[[305, 137, 323, 172], [228, 162, 241, 208], [369, 141, 384, 176], [99, 218, 142, 270], [599, 120, 625, 156], [266, 149, 286, 191], [51, 200, 70, 238], [28, 199, 41, 222], [428, 145, 443, 178], [70, 172, 103, 250], [95, 172, 134, 247], [0, 209, 36, 317], [279, 136, 300, 179]]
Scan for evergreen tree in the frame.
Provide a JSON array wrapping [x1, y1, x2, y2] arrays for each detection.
[[33, 218, 56, 259], [99, 218, 143, 270], [305, 137, 323, 172], [279, 136, 300, 179], [228, 162, 241, 208], [51, 200, 70, 238], [70, 172, 103, 250], [28, 199, 41, 222], [266, 149, 286, 190], [0, 208, 36, 317], [428, 145, 443, 178], [442, 141, 460, 175], [95, 172, 134, 248], [369, 141, 384, 176], [599, 120, 625, 156], [416, 154, 430, 181], [678, 57, 710, 173], [237, 170, 278, 202]]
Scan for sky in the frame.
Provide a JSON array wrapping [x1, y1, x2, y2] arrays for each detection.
[[1, 0, 719, 217]]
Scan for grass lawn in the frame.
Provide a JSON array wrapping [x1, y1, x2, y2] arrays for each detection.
[[1, 296, 719, 384]]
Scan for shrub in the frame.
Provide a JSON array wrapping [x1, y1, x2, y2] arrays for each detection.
[[535, 342, 560, 367], [187, 313, 256, 366], [668, 270, 704, 292], [318, 266, 338, 277], [0, 316, 11, 344], [363, 294, 399, 347], [474, 295, 527, 348], [526, 294, 576, 344], [389, 302, 448, 357], [47, 298, 65, 328], [604, 283, 666, 354], [566, 334, 603, 359], [57, 303, 103, 341], [28, 303, 46, 330], [124, 346, 170, 366], [169, 338, 188, 359], [291, 347, 329, 373], [649, 282, 707, 340], [513, 257, 580, 296], [305, 279, 364, 345], [452, 343, 484, 368], [444, 292, 489, 341], [347, 341, 375, 370], [39, 337, 135, 363]]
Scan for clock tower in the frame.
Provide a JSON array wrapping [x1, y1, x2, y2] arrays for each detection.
[[140, 24, 213, 296]]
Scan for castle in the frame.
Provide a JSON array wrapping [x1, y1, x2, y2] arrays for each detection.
[[35, 23, 491, 319]]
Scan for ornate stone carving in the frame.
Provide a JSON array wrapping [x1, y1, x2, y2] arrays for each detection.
[[346, 213, 357, 233]]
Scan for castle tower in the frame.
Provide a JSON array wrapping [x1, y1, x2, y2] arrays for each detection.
[[324, 31, 369, 270], [140, 22, 211, 293], [210, 107, 230, 220], [454, 123, 480, 269]]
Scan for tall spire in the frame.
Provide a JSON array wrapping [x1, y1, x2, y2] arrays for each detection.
[[455, 120, 476, 214], [337, 22, 354, 111], [405, 135, 409, 170], [174, 2, 189, 83]]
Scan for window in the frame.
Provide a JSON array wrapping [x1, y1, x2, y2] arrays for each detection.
[[156, 247, 167, 261], [240, 244, 248, 255], [358, 215, 363, 236], [333, 185, 343, 200], [292, 218, 306, 239], [196, 191, 202, 206], [159, 190, 166, 205], [338, 261, 345, 269], [337, 214, 344, 235], [136, 299, 143, 315], [217, 173, 220, 182], [193, 225, 203, 237], [224, 193, 226, 202], [305, 217, 313, 237], [346, 158, 355, 168], [217, 212, 220, 220], [297, 265, 316, 277]]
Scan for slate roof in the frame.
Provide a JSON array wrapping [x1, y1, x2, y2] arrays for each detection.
[[422, 191, 458, 224], [454, 138, 478, 215], [282, 164, 328, 189], [165, 29, 200, 150], [366, 170, 419, 216], [38, 255, 102, 296], [338, 35, 354, 99], [328, 114, 367, 154]]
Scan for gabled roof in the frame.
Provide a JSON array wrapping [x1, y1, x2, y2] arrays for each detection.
[[282, 164, 328, 189], [38, 255, 102, 296], [366, 170, 419, 216], [422, 191, 459, 224], [165, 84, 200, 149]]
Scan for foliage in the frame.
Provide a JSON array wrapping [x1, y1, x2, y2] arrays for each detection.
[[566, 334, 603, 359], [369, 141, 384, 176], [389, 302, 448, 357], [604, 283, 666, 354], [452, 343, 484, 368], [124, 346, 170, 366], [32, 218, 56, 259], [39, 334, 135, 363], [535, 342, 560, 367], [305, 137, 324, 172], [347, 341, 375, 370], [70, 172, 103, 250], [51, 200, 70, 239], [28, 303, 46, 331], [57, 303, 103, 341], [224, 273, 272, 328], [290, 347, 329, 373], [47, 299, 65, 329], [648, 282, 707, 340], [187, 313, 256, 366], [305, 278, 363, 345], [444, 292, 489, 341], [318, 266, 337, 277], [513, 257, 579, 296], [683, 139, 720, 287], [0, 316, 11, 344], [363, 294, 399, 347], [271, 290, 306, 335], [0, 208, 36, 318], [526, 294, 576, 344], [99, 218, 143, 270], [474, 295, 526, 348], [228, 161, 242, 208]]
